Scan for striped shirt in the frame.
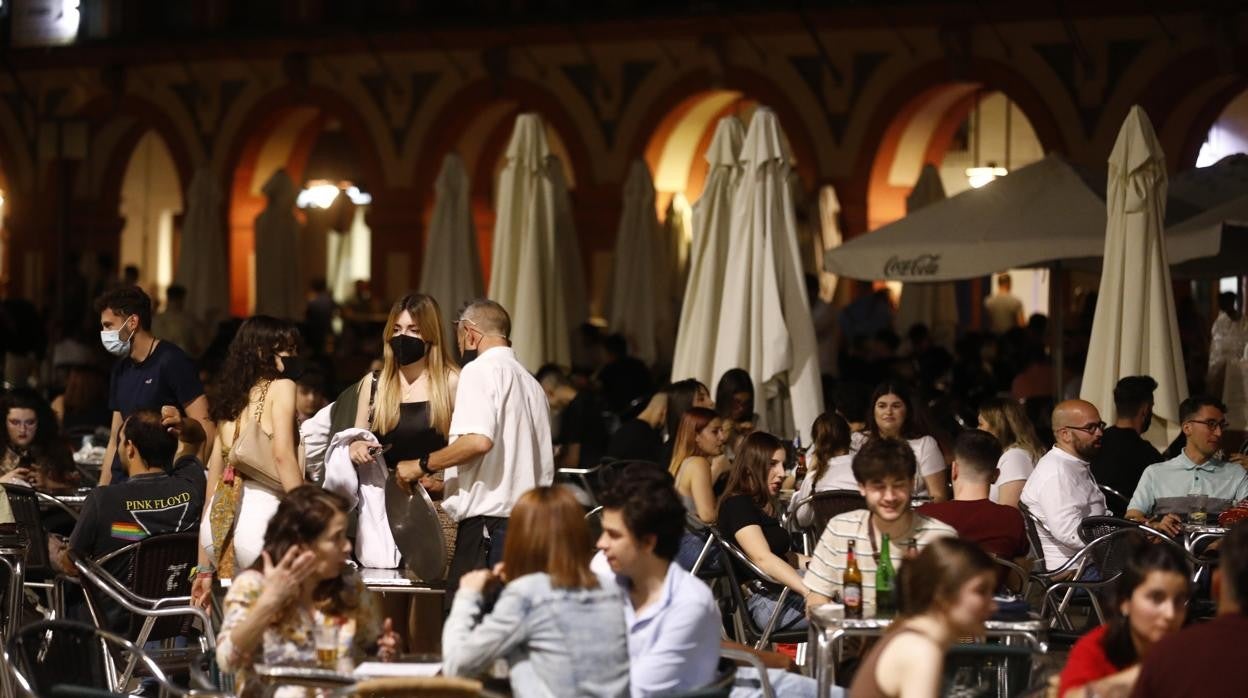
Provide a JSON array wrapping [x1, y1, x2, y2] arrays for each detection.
[[805, 509, 956, 616]]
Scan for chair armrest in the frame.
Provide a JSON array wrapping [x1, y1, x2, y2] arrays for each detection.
[[720, 646, 774, 698]]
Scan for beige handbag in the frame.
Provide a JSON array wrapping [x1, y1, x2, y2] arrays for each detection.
[[229, 380, 284, 492]]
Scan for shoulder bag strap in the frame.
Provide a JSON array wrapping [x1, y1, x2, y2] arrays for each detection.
[[366, 370, 380, 427]]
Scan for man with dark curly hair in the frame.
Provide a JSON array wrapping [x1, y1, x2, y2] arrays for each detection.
[[96, 285, 211, 486]]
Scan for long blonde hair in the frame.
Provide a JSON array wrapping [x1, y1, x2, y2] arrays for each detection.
[[372, 293, 458, 437], [978, 397, 1044, 462]]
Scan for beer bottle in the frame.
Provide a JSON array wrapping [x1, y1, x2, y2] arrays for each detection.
[[843, 539, 863, 619], [876, 534, 896, 617]]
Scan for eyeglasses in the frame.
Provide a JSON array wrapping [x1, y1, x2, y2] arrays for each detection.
[[1062, 422, 1106, 435], [1185, 419, 1229, 432]]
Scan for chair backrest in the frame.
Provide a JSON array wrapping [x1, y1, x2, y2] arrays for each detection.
[[1017, 502, 1049, 572], [4, 483, 51, 575], [1099, 485, 1130, 517], [1078, 517, 1152, 581], [8, 620, 114, 695], [89, 532, 200, 641], [802, 489, 866, 535]]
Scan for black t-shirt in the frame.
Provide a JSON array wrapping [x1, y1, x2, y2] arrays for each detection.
[[69, 455, 207, 579], [598, 357, 655, 414], [107, 341, 204, 482], [604, 419, 663, 464], [1091, 427, 1162, 512], [557, 391, 609, 468], [717, 494, 793, 580]]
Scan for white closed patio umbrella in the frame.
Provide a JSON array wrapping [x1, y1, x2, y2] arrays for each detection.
[[420, 153, 483, 331], [671, 116, 744, 385], [253, 169, 304, 319], [711, 108, 823, 438], [488, 113, 570, 371], [547, 155, 589, 342], [607, 159, 663, 364], [175, 167, 229, 331], [895, 164, 959, 348], [1080, 106, 1188, 447]]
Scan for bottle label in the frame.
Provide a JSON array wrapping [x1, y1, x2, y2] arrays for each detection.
[[844, 586, 862, 607]]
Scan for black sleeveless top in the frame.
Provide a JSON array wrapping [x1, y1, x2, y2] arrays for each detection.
[[374, 401, 448, 466]]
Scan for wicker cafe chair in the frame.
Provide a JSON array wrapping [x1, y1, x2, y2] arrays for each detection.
[[789, 489, 866, 554], [332, 676, 489, 697]]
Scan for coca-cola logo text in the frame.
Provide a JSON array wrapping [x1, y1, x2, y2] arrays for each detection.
[[883, 254, 941, 277]]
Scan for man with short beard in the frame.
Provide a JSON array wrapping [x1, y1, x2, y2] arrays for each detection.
[[1020, 399, 1109, 570]]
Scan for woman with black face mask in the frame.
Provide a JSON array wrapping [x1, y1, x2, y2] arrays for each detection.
[[343, 292, 460, 652]]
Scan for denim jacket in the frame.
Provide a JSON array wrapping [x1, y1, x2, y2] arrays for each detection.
[[443, 571, 631, 698]]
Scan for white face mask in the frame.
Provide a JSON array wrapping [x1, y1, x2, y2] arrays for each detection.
[[101, 319, 135, 357]]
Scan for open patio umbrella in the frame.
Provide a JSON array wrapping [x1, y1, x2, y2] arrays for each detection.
[[253, 169, 304, 319], [824, 154, 1220, 282], [1080, 106, 1188, 447], [420, 153, 483, 332], [174, 167, 229, 331], [488, 114, 571, 371], [671, 116, 744, 385], [607, 159, 663, 364], [895, 164, 959, 348], [711, 108, 823, 439]]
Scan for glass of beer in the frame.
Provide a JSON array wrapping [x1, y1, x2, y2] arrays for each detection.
[[314, 623, 339, 669]]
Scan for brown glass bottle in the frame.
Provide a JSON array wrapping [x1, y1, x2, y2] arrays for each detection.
[[843, 539, 863, 619]]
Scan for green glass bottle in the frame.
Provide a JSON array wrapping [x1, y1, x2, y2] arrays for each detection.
[[876, 533, 896, 618]]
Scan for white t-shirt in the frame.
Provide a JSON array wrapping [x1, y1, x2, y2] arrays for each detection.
[[442, 347, 555, 521], [849, 431, 946, 496], [989, 447, 1036, 503]]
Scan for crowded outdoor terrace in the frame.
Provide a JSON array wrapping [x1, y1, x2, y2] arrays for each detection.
[[0, 2, 1246, 697]]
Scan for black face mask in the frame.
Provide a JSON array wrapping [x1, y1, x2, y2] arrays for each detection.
[[460, 348, 479, 364], [279, 356, 306, 381], [389, 335, 428, 366]]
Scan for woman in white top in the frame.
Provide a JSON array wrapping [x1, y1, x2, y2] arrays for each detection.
[[977, 396, 1044, 507], [857, 382, 948, 501], [668, 407, 726, 524], [789, 411, 855, 527]]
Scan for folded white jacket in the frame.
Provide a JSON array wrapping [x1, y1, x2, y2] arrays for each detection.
[[324, 428, 400, 569], [300, 402, 334, 484]]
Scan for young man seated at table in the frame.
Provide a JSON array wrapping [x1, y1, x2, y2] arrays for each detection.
[[49, 407, 206, 585], [592, 465, 821, 698], [1125, 396, 1248, 537], [805, 438, 956, 615], [1131, 520, 1248, 697], [918, 429, 1029, 561]]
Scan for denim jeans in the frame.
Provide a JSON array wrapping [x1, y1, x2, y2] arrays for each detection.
[[745, 587, 808, 632]]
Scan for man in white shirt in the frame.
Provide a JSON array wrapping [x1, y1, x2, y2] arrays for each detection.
[[397, 299, 554, 597], [1020, 399, 1108, 571]]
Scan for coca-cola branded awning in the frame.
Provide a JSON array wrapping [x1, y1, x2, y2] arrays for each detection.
[[825, 155, 1224, 282]]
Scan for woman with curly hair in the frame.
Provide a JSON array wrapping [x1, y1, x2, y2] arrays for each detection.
[[194, 316, 304, 606], [217, 486, 400, 697]]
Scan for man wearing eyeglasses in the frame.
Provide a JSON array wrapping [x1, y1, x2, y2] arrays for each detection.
[[1125, 396, 1248, 537], [1020, 399, 1109, 570]]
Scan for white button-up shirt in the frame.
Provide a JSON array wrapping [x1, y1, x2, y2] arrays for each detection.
[[442, 346, 554, 521], [1020, 446, 1108, 570]]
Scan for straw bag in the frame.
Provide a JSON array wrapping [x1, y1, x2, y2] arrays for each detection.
[[229, 380, 283, 492]]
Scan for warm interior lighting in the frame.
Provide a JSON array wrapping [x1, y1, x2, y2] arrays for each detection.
[[965, 165, 1008, 189], [297, 180, 372, 208]]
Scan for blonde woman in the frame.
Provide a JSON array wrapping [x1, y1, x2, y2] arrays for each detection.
[[977, 396, 1045, 507]]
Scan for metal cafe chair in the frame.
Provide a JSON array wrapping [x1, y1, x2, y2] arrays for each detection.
[[6, 619, 228, 697], [788, 489, 866, 554], [67, 532, 213, 690], [703, 527, 808, 650]]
